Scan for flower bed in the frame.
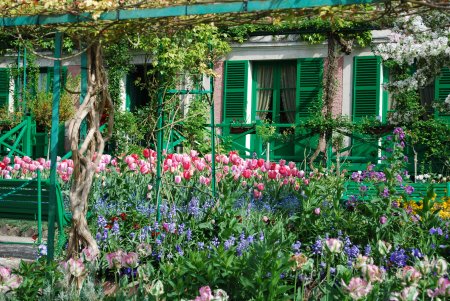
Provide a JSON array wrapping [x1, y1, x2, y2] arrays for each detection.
[[1, 128, 449, 300]]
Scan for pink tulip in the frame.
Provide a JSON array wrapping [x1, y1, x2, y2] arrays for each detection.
[[174, 175, 182, 184], [82, 247, 98, 262], [121, 252, 139, 268], [362, 264, 384, 283], [379, 216, 387, 224], [399, 266, 421, 284], [253, 189, 261, 199], [314, 208, 321, 215], [325, 238, 343, 253], [2, 157, 10, 165], [427, 277, 450, 298], [190, 150, 198, 157], [256, 183, 264, 191], [140, 164, 149, 174], [341, 277, 373, 300], [198, 286, 213, 301], [67, 258, 85, 277], [106, 250, 123, 270]]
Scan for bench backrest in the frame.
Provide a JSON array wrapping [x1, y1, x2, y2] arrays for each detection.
[[0, 179, 62, 221]]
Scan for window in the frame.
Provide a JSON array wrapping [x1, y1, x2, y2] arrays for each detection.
[[126, 65, 154, 112], [254, 61, 297, 124], [222, 59, 323, 160]]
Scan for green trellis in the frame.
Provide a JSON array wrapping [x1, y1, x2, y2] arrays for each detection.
[[0, 0, 383, 260]]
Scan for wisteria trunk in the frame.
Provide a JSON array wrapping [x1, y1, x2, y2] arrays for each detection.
[[66, 42, 114, 259]]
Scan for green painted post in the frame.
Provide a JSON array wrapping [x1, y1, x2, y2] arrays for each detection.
[[209, 56, 216, 198], [22, 115, 32, 156], [37, 169, 42, 245], [16, 49, 21, 112], [155, 90, 163, 222], [80, 51, 87, 139], [47, 32, 62, 261], [22, 47, 27, 112]]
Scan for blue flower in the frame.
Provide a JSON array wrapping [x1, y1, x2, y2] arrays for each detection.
[[411, 248, 423, 258], [364, 244, 371, 256], [389, 248, 409, 267], [292, 241, 302, 253], [312, 239, 323, 255]]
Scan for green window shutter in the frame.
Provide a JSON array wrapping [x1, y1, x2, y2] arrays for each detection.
[[223, 60, 248, 123], [297, 58, 323, 120], [352, 56, 380, 120], [435, 67, 450, 121], [46, 67, 68, 92], [0, 69, 10, 109]]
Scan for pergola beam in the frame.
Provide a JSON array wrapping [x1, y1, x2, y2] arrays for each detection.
[[0, 0, 383, 27]]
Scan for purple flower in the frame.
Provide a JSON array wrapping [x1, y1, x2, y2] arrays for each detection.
[[175, 245, 184, 256], [380, 216, 387, 224], [359, 185, 368, 193], [389, 248, 409, 267], [197, 242, 205, 250], [97, 215, 107, 229], [211, 237, 220, 248], [188, 197, 200, 217], [312, 239, 323, 255], [186, 228, 192, 241], [411, 248, 423, 258], [178, 223, 185, 235], [259, 231, 264, 241], [364, 245, 371, 256], [396, 174, 403, 183], [430, 227, 443, 236], [381, 187, 390, 198], [292, 241, 302, 253], [404, 185, 414, 195]]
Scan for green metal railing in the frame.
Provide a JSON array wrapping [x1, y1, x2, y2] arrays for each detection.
[[0, 116, 34, 158]]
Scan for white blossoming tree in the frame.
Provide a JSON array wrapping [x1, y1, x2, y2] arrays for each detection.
[[374, 11, 450, 98]]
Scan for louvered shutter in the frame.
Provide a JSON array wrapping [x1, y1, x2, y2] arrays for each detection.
[[352, 56, 380, 120], [297, 58, 323, 120], [0, 69, 10, 108], [223, 61, 248, 123], [46, 67, 68, 92], [435, 67, 450, 123]]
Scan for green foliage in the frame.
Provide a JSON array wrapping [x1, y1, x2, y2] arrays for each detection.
[[181, 96, 210, 154], [28, 85, 75, 132], [110, 110, 146, 155], [225, 17, 373, 47], [104, 38, 133, 110], [14, 259, 63, 301], [133, 24, 230, 85]]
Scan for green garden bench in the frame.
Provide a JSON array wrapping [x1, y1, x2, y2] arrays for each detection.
[[0, 171, 66, 250], [342, 181, 450, 202]]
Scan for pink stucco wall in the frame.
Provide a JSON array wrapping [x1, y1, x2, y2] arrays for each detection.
[[332, 57, 344, 117], [213, 60, 224, 125]]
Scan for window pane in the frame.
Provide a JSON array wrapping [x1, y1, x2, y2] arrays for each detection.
[[280, 64, 297, 123], [256, 65, 274, 121]]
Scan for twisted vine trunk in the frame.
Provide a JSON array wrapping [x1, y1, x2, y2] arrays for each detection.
[[309, 33, 339, 171], [66, 42, 114, 259]]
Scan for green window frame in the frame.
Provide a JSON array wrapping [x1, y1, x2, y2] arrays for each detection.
[[0, 68, 10, 109], [435, 67, 450, 123], [252, 60, 297, 124], [251, 58, 323, 124]]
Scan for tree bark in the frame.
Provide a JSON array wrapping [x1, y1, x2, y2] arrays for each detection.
[[66, 42, 114, 259], [309, 33, 339, 171]]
